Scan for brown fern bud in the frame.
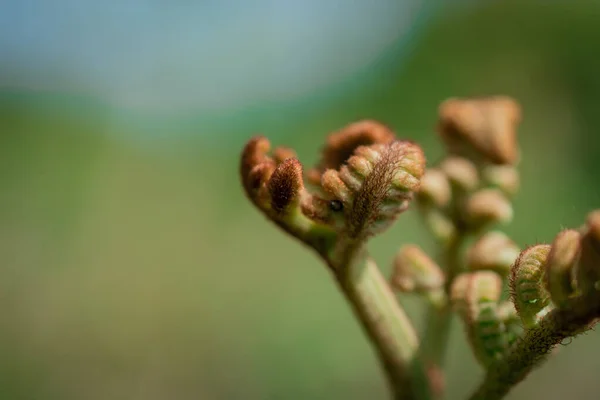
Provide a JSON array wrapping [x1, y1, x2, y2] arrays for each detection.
[[241, 137, 305, 215], [340, 141, 426, 238], [481, 164, 520, 197], [391, 244, 445, 293], [239, 127, 426, 257], [240, 136, 273, 199], [545, 229, 580, 307], [510, 245, 552, 328], [438, 96, 521, 165], [467, 231, 520, 276], [439, 156, 479, 192], [240, 136, 341, 253], [577, 210, 600, 297], [318, 140, 426, 237], [247, 162, 276, 205], [268, 158, 304, 214], [418, 168, 452, 207], [308, 120, 395, 185], [464, 189, 513, 228]]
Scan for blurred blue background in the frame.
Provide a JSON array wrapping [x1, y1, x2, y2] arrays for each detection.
[[1, 0, 600, 399]]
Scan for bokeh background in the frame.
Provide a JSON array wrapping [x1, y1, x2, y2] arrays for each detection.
[[1, 0, 600, 399]]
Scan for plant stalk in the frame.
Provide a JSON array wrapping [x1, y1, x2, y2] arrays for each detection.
[[419, 235, 464, 398], [334, 249, 431, 400]]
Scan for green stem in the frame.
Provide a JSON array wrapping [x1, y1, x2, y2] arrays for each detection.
[[421, 307, 453, 366], [468, 296, 600, 400], [420, 235, 464, 397], [335, 251, 431, 400]]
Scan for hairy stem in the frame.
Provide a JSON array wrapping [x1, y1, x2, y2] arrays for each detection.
[[420, 235, 464, 397], [334, 250, 431, 400], [468, 295, 600, 400]]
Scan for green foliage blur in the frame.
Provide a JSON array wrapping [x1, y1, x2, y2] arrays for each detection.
[[1, 1, 600, 399]]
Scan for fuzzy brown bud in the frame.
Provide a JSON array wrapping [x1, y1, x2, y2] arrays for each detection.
[[467, 231, 520, 276], [240, 135, 347, 254], [341, 141, 426, 238], [268, 158, 304, 214], [438, 96, 521, 165], [391, 244, 445, 293], [318, 139, 426, 237], [241, 136, 274, 198]]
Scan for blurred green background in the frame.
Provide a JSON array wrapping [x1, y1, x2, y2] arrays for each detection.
[[2, 1, 600, 399]]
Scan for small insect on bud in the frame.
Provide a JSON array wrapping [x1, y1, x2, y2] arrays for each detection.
[[481, 164, 520, 197], [321, 169, 353, 205], [391, 244, 445, 293], [439, 156, 479, 192], [467, 231, 520, 276], [576, 210, 600, 298], [418, 168, 452, 208], [463, 271, 508, 367], [329, 200, 344, 212], [464, 189, 513, 228], [510, 245, 552, 328], [437, 96, 521, 165], [545, 229, 580, 307]]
